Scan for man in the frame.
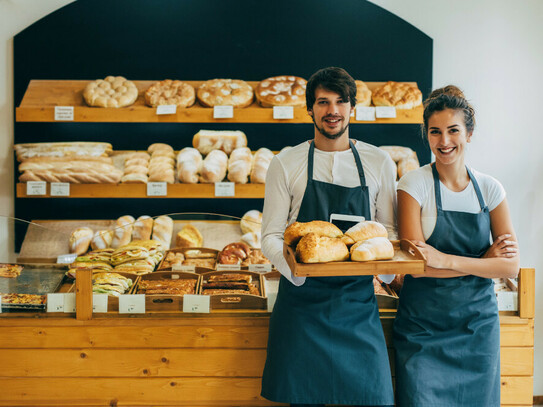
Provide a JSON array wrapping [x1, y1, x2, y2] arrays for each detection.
[[260, 67, 396, 407]]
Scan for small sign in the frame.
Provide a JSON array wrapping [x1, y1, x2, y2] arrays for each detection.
[[47, 293, 65, 312], [375, 106, 397, 118], [215, 182, 235, 197], [273, 106, 294, 120], [183, 294, 210, 313], [54, 106, 74, 121], [119, 294, 145, 314], [170, 274, 180, 280], [92, 294, 108, 313], [156, 104, 177, 115], [496, 291, 518, 311], [26, 181, 46, 196], [147, 182, 167, 196], [50, 182, 70, 196], [213, 105, 234, 119], [355, 106, 376, 121], [63, 293, 76, 313], [172, 264, 195, 272], [56, 253, 78, 264], [249, 264, 272, 273], [217, 264, 241, 271]]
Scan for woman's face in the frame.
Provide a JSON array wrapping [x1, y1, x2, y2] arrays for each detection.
[[427, 108, 472, 166]]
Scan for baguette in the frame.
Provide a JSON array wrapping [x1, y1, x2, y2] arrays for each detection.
[[14, 142, 112, 161]]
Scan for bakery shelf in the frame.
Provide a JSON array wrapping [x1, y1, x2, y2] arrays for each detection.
[[15, 182, 265, 198], [15, 80, 423, 124]]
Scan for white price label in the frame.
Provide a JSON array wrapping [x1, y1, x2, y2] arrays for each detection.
[[47, 293, 65, 313], [216, 264, 241, 271], [375, 106, 397, 118], [172, 264, 195, 272], [147, 182, 168, 196], [119, 294, 145, 314], [156, 104, 177, 115], [249, 264, 272, 273], [92, 294, 108, 313], [273, 106, 294, 120], [26, 181, 46, 196], [183, 294, 210, 313], [50, 182, 70, 196], [355, 106, 376, 121], [214, 182, 235, 197], [213, 105, 234, 119], [54, 106, 74, 121], [56, 253, 78, 264], [63, 293, 76, 313], [496, 291, 518, 311]]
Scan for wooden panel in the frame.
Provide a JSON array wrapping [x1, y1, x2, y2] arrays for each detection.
[[501, 376, 533, 405], [500, 319, 534, 347], [518, 268, 535, 319], [501, 347, 534, 376], [0, 348, 266, 377]]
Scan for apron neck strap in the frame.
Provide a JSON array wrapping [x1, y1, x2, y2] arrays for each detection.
[[466, 166, 486, 210], [431, 163, 487, 211]]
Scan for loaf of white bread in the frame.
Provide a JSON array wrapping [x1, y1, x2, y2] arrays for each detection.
[[296, 233, 349, 263], [350, 237, 394, 262], [193, 130, 247, 155], [111, 215, 136, 249], [284, 220, 343, 246], [199, 150, 228, 183], [240, 210, 262, 234], [227, 147, 253, 184], [176, 147, 202, 184], [69, 227, 94, 255], [90, 229, 114, 251], [341, 220, 388, 245], [151, 215, 174, 248], [250, 148, 274, 184]]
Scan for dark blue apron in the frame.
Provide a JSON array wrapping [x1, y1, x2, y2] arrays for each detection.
[[393, 164, 500, 407], [261, 140, 394, 406]]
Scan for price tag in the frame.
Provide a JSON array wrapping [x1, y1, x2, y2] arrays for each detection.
[[26, 181, 46, 196], [147, 182, 167, 196], [217, 264, 241, 271], [273, 106, 294, 120], [54, 106, 74, 121], [249, 264, 272, 273], [63, 293, 76, 313], [172, 264, 195, 272], [170, 274, 180, 280], [156, 105, 177, 115], [214, 182, 235, 197], [119, 294, 145, 314], [496, 291, 518, 311], [50, 182, 70, 196], [46, 293, 65, 312], [355, 106, 376, 121], [56, 253, 78, 264], [213, 105, 234, 119], [183, 294, 210, 313], [92, 294, 108, 313], [375, 106, 397, 118]]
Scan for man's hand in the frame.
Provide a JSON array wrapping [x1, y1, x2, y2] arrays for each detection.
[[483, 234, 519, 259]]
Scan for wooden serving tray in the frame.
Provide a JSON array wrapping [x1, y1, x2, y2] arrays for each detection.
[[199, 271, 267, 310], [284, 239, 426, 277]]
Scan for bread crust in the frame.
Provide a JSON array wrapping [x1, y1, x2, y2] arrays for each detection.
[[145, 80, 195, 108], [350, 237, 394, 261], [197, 79, 254, 108], [83, 76, 138, 108], [295, 233, 349, 263], [355, 80, 372, 107], [284, 220, 343, 246], [255, 75, 306, 107], [372, 81, 422, 109], [344, 221, 388, 243]]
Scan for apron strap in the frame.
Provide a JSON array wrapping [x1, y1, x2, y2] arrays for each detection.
[[432, 164, 487, 212], [349, 139, 367, 187], [307, 141, 315, 184], [466, 166, 487, 210]]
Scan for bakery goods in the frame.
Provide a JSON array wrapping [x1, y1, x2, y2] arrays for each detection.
[[202, 272, 260, 296], [132, 216, 154, 241], [147, 145, 176, 183], [14, 142, 113, 161], [92, 272, 133, 296], [241, 248, 270, 265], [176, 224, 203, 248], [250, 148, 274, 184], [240, 210, 262, 234], [111, 215, 135, 249], [255, 75, 307, 107], [350, 237, 394, 261], [90, 230, 114, 251], [227, 147, 253, 184], [192, 130, 247, 155], [379, 145, 415, 162], [199, 150, 228, 183], [241, 231, 261, 248], [69, 227, 94, 255], [197, 79, 254, 108], [83, 76, 138, 108], [145, 80, 195, 108], [295, 233, 349, 263], [137, 278, 197, 295], [0, 264, 23, 278], [151, 215, 174, 248], [284, 220, 343, 246], [355, 80, 372, 107], [372, 81, 423, 109], [218, 242, 251, 265], [397, 156, 420, 178], [176, 147, 202, 184], [343, 221, 388, 245], [19, 164, 123, 184]]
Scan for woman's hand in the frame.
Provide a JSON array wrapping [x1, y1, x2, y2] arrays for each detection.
[[412, 240, 450, 269], [483, 234, 519, 259]]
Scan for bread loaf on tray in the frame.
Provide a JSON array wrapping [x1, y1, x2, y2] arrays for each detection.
[[296, 233, 349, 263], [342, 220, 388, 245], [350, 237, 394, 262], [284, 220, 343, 246]]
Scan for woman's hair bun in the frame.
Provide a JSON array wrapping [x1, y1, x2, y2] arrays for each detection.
[[426, 85, 465, 103]]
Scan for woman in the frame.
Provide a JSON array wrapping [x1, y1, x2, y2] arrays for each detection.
[[393, 85, 519, 407]]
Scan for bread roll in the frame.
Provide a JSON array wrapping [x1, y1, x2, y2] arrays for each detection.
[[199, 150, 228, 183], [111, 215, 135, 249], [192, 130, 247, 155], [344, 221, 388, 243], [296, 233, 349, 263], [175, 224, 203, 248], [240, 210, 262, 234], [397, 156, 420, 178], [284, 220, 343, 246], [241, 231, 261, 249], [176, 147, 202, 184], [350, 237, 394, 262], [148, 143, 174, 154], [227, 147, 253, 184], [90, 229, 114, 251], [151, 215, 174, 248], [132, 215, 154, 241], [69, 227, 94, 255], [250, 148, 274, 184]]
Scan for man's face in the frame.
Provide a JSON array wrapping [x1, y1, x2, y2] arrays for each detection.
[[308, 86, 353, 140]]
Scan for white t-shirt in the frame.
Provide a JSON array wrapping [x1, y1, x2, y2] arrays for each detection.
[[397, 164, 506, 240], [261, 139, 398, 285]]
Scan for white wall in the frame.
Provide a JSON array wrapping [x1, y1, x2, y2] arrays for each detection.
[[1, 0, 542, 396]]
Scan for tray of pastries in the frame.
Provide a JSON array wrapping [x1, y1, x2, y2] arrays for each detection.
[[157, 247, 218, 271], [135, 271, 201, 311], [199, 271, 266, 310], [283, 220, 425, 277]]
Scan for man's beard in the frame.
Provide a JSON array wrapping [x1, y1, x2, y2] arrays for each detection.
[[312, 116, 349, 140]]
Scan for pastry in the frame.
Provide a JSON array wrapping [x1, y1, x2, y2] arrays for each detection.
[[145, 80, 195, 108], [255, 75, 307, 107], [192, 129, 247, 155], [241, 231, 261, 249], [350, 237, 394, 261], [197, 79, 254, 108], [14, 142, 112, 161], [175, 224, 203, 248], [355, 80, 372, 107], [176, 147, 202, 184], [295, 233, 349, 263], [218, 242, 251, 264], [83, 76, 138, 108], [372, 81, 422, 109], [284, 220, 343, 246]]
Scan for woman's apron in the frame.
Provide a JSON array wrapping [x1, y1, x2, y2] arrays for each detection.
[[393, 164, 500, 407], [261, 140, 394, 405]]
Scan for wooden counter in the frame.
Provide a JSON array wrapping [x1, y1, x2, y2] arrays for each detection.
[[0, 268, 534, 406]]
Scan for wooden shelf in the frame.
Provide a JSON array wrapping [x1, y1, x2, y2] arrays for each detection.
[[16, 80, 423, 124], [16, 182, 265, 198]]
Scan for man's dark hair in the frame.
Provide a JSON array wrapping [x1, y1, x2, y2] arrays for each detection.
[[306, 67, 357, 109]]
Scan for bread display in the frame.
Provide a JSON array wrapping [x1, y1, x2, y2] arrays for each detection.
[[175, 224, 204, 248], [121, 152, 150, 184], [111, 215, 136, 249], [240, 210, 262, 234], [199, 149, 228, 183], [147, 143, 176, 183], [83, 76, 138, 108], [355, 80, 372, 107], [192, 130, 247, 155], [132, 215, 154, 241], [255, 75, 307, 107], [137, 278, 197, 295], [197, 79, 254, 108], [92, 272, 133, 296], [250, 148, 274, 184], [372, 81, 422, 109], [296, 233, 349, 263], [145, 80, 195, 108], [19, 158, 123, 183], [201, 272, 260, 296], [342, 221, 388, 245], [90, 230, 114, 251], [284, 220, 343, 246], [241, 248, 270, 265], [218, 242, 251, 265], [176, 147, 202, 184], [151, 215, 174, 248], [350, 237, 394, 261], [227, 147, 253, 184], [69, 227, 94, 255]]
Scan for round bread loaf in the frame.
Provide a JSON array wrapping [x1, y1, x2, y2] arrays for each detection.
[[145, 80, 195, 108], [197, 79, 254, 108], [372, 81, 422, 109], [284, 220, 343, 247], [343, 221, 388, 245], [296, 233, 349, 263], [255, 75, 307, 107], [83, 76, 138, 108]]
